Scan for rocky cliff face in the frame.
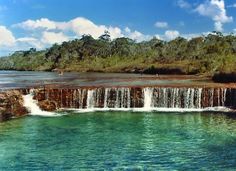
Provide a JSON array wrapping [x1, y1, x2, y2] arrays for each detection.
[[0, 90, 28, 121], [33, 87, 236, 110], [0, 86, 235, 122]]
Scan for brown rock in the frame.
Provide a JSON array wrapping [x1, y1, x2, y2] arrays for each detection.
[[0, 90, 28, 122], [38, 100, 57, 111]]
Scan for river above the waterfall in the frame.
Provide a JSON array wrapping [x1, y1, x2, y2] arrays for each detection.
[[0, 70, 231, 90]]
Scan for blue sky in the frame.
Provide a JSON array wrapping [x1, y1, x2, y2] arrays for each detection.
[[0, 0, 236, 56]]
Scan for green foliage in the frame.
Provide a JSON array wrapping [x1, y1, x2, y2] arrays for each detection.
[[0, 31, 236, 75]]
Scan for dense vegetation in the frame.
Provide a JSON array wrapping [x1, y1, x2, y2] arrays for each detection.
[[0, 31, 236, 76]]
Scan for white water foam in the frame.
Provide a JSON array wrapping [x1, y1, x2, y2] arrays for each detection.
[[60, 106, 232, 113], [23, 87, 234, 116], [23, 90, 62, 117], [143, 87, 154, 109]]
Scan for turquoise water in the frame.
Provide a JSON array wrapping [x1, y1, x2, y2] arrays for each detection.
[[0, 112, 236, 170]]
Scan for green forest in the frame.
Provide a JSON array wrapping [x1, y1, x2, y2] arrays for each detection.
[[0, 31, 236, 77]]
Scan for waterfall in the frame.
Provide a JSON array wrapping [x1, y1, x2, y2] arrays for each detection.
[[34, 87, 233, 112], [143, 87, 154, 109], [141, 87, 228, 110], [197, 88, 202, 108], [87, 89, 95, 109], [104, 88, 110, 109], [23, 90, 59, 116]]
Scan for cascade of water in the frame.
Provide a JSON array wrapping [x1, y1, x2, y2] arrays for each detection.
[[121, 89, 125, 107], [38, 87, 231, 111], [87, 89, 95, 109], [185, 88, 191, 108], [163, 88, 168, 108], [118, 88, 131, 108], [95, 88, 102, 108], [73, 89, 77, 108], [175, 88, 180, 108], [222, 88, 227, 106], [78, 89, 86, 109], [197, 88, 202, 108], [115, 88, 120, 108], [209, 89, 214, 107], [104, 88, 110, 108], [143, 87, 154, 109], [171, 88, 176, 108], [103, 88, 131, 108], [189, 88, 195, 108], [127, 88, 131, 108], [23, 89, 56, 116], [217, 88, 220, 106], [146, 87, 207, 109]]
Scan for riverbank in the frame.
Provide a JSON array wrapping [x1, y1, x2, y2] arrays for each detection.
[[0, 32, 236, 80]]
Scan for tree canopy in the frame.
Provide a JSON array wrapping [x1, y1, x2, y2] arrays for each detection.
[[0, 31, 235, 75]]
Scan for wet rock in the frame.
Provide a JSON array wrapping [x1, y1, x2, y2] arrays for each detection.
[[0, 90, 28, 122], [38, 100, 57, 111], [31, 86, 236, 111], [33, 89, 46, 101]]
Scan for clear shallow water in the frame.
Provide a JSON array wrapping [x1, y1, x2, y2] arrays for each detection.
[[0, 112, 236, 170]]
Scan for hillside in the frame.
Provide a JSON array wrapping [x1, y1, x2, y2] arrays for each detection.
[[0, 31, 236, 76]]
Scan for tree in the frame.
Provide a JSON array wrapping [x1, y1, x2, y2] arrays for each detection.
[[111, 37, 135, 56], [99, 30, 111, 42]]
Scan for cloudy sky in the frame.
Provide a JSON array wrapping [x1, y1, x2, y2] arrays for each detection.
[[0, 0, 236, 56]]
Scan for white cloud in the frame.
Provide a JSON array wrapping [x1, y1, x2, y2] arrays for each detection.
[[165, 30, 180, 40], [154, 22, 168, 29], [195, 0, 233, 31], [14, 17, 124, 39], [154, 34, 162, 40], [68, 17, 123, 39], [13, 18, 59, 30], [6, 15, 232, 57], [214, 21, 223, 32], [0, 26, 16, 47], [177, 0, 191, 9], [107, 27, 123, 39], [14, 17, 154, 42], [126, 30, 143, 40], [125, 27, 131, 33], [0, 26, 46, 55], [124, 27, 151, 41], [17, 37, 38, 42], [41, 31, 69, 45], [181, 33, 203, 40], [16, 37, 44, 49]]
